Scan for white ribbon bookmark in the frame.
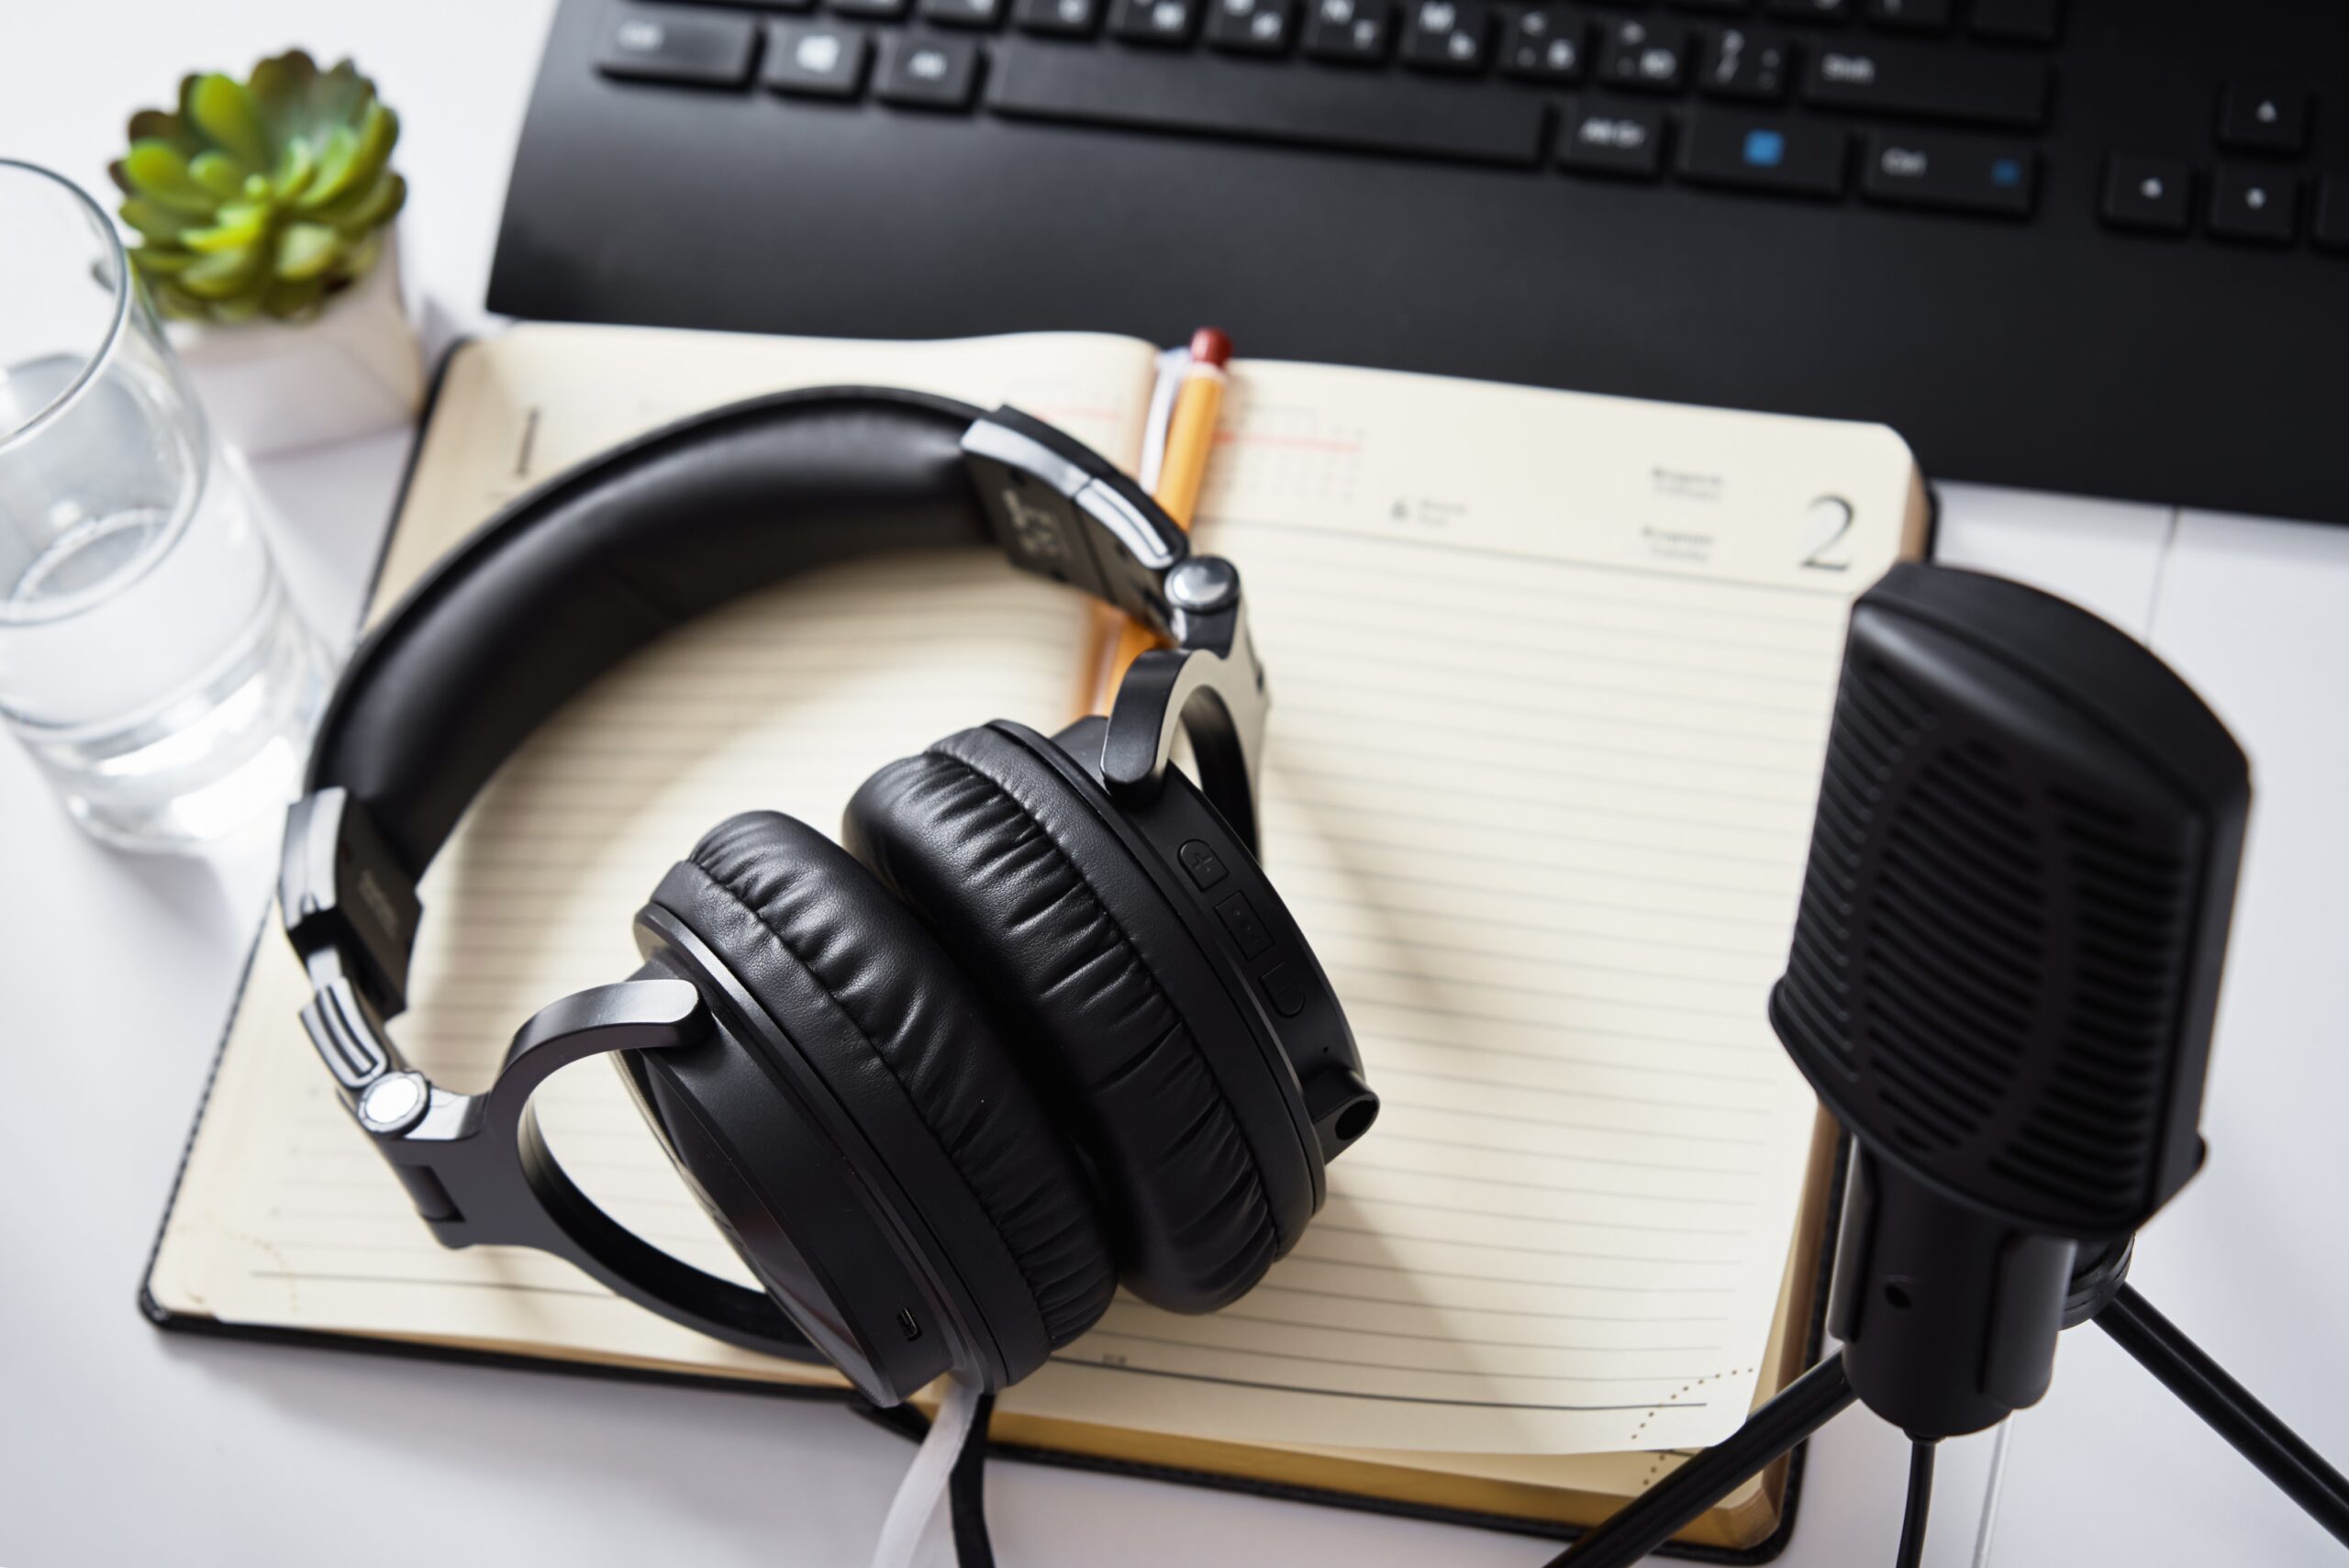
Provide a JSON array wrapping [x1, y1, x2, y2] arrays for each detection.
[[872, 1377, 985, 1568]]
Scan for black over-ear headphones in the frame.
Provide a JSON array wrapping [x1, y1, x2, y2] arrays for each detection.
[[279, 387, 1379, 1407]]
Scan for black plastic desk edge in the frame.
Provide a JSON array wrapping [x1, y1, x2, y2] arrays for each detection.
[[139, 333, 1852, 1559]]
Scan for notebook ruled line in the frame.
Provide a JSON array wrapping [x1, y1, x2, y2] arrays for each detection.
[[1325, 1189, 1746, 1237], [1368, 1064, 1773, 1110], [1047, 1357, 1703, 1414], [1307, 1222, 1742, 1265], [1217, 513, 1858, 604], [1076, 1329, 1714, 1385]]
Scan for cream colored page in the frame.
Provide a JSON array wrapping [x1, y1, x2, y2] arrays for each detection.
[[150, 326, 1159, 1372], [998, 360, 1916, 1453]]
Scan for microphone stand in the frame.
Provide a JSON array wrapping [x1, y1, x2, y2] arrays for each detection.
[[1536, 1352, 1856, 1568], [1540, 1240, 2349, 1567], [2093, 1287, 2349, 1541]]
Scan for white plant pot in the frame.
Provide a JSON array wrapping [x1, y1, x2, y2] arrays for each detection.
[[169, 227, 425, 459]]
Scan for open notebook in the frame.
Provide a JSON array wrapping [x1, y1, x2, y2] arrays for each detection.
[[147, 325, 1926, 1553]]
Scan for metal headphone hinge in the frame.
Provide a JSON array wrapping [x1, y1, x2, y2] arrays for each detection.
[[962, 406, 1189, 631], [962, 406, 1270, 847], [281, 786, 422, 1016], [342, 978, 713, 1240], [1101, 562, 1270, 857]]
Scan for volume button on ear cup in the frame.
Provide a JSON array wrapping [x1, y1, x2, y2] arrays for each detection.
[[845, 727, 1313, 1315], [646, 812, 1117, 1384]]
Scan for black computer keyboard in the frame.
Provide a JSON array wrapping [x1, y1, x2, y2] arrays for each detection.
[[489, 0, 2349, 523], [590, 0, 2340, 248]]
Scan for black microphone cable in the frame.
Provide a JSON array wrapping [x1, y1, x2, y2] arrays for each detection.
[[1892, 1438, 1936, 1568]]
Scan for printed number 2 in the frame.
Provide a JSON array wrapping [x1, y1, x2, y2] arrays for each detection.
[[1800, 496, 1855, 572]]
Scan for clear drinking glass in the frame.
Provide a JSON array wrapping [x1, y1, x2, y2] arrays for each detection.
[[0, 159, 326, 851]]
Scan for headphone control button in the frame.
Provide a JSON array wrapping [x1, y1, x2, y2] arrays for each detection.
[[1259, 962, 1308, 1019], [1178, 839, 1230, 889], [1215, 891, 1275, 959]]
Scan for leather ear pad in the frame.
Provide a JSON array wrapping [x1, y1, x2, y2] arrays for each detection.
[[649, 811, 1116, 1351], [845, 725, 1286, 1314]]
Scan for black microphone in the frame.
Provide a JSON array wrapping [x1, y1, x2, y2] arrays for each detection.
[[1553, 564, 2349, 1568], [1771, 562, 2250, 1440]]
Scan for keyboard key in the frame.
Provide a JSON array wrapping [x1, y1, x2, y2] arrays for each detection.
[[1860, 128, 2033, 216], [1300, 0, 1392, 61], [1207, 0, 1297, 52], [763, 22, 871, 96], [922, 0, 1005, 24], [2216, 84, 2310, 157], [2099, 154, 2191, 234], [1968, 0, 2058, 43], [1864, 0, 1947, 30], [1558, 100, 1669, 179], [987, 43, 1548, 163], [924, 0, 1006, 25], [1597, 18, 1688, 93], [1698, 27, 1790, 101], [1014, 0, 1103, 32], [1765, 0, 1850, 22], [832, 0, 914, 17], [2317, 176, 2349, 254], [1109, 0, 1200, 41], [1399, 0, 1490, 72], [1500, 6, 1585, 82], [1802, 39, 2048, 128], [874, 34, 983, 106], [1679, 113, 1845, 196], [2208, 168, 2298, 247], [597, 8, 760, 86]]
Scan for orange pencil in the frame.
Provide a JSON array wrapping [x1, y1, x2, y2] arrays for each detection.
[[1088, 327, 1231, 713]]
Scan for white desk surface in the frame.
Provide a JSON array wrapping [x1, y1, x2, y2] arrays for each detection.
[[4, 6, 2344, 1564]]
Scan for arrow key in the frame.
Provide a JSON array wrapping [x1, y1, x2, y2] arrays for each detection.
[[2100, 153, 2191, 235], [2216, 83, 2309, 157], [2208, 167, 2298, 246]]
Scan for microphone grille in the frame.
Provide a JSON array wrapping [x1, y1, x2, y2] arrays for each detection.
[[1773, 567, 2246, 1236]]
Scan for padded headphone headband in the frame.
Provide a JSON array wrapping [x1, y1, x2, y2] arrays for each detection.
[[286, 384, 1271, 1025], [309, 387, 996, 873]]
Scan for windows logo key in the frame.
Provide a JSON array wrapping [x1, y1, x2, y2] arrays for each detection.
[[1696, 120, 1838, 196]]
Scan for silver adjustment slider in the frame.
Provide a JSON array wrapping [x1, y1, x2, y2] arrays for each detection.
[[299, 964, 395, 1095], [280, 786, 422, 1014], [962, 406, 1189, 631]]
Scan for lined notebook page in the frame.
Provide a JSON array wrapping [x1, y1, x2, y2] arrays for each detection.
[[151, 328, 1919, 1473], [995, 358, 1921, 1453], [150, 326, 1159, 1380]]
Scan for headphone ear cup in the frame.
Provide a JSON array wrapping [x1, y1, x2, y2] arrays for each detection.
[[642, 811, 1117, 1378], [845, 725, 1299, 1315]]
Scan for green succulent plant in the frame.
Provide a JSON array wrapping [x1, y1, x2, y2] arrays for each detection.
[[110, 50, 406, 325]]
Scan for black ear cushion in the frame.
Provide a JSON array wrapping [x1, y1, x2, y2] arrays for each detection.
[[650, 811, 1116, 1350], [845, 726, 1285, 1314]]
